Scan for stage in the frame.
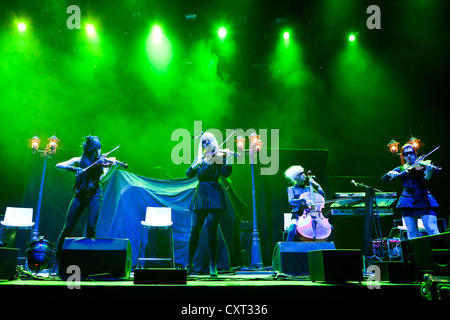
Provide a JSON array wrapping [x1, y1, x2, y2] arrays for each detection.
[[0, 268, 436, 307]]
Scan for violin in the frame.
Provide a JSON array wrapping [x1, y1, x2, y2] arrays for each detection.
[[95, 157, 128, 169], [296, 171, 332, 241], [199, 129, 241, 164], [212, 148, 240, 157], [394, 145, 443, 178], [201, 148, 241, 165], [76, 145, 128, 176], [402, 160, 442, 174]]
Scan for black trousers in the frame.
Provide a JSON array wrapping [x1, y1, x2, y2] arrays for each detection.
[[55, 190, 103, 261]]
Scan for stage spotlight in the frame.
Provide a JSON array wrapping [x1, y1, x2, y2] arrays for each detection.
[[283, 31, 290, 40], [146, 24, 173, 71], [86, 24, 96, 36], [18, 22, 26, 32], [26, 237, 54, 274], [151, 25, 163, 43], [348, 34, 356, 42], [217, 26, 228, 40]]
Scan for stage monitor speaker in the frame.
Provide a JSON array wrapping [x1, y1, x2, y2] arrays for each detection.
[[404, 231, 450, 275], [59, 238, 132, 279], [134, 268, 187, 285], [308, 249, 362, 283], [372, 261, 416, 283], [272, 241, 335, 275], [0, 247, 19, 280]]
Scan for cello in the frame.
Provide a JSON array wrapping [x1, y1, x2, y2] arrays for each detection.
[[296, 171, 332, 241]]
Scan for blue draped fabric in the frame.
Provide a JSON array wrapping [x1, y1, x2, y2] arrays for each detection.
[[96, 167, 243, 273]]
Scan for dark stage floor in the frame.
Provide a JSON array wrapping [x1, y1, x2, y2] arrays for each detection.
[[0, 268, 440, 307]]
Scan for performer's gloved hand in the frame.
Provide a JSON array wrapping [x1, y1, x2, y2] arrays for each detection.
[[192, 157, 203, 169], [387, 170, 399, 179], [424, 163, 434, 180], [299, 199, 313, 207], [66, 166, 83, 174]]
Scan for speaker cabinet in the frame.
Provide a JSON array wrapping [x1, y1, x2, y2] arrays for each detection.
[[308, 249, 362, 282], [404, 231, 450, 275], [0, 248, 19, 280], [134, 268, 187, 284], [59, 238, 132, 279], [372, 261, 416, 283], [272, 242, 336, 275]]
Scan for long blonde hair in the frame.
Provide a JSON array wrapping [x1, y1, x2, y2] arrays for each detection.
[[197, 132, 219, 159]]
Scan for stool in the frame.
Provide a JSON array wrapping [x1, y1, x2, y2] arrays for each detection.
[[137, 207, 174, 269], [389, 218, 427, 240], [282, 213, 294, 241], [0, 207, 35, 266]]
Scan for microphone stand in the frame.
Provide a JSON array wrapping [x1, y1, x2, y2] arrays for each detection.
[[351, 180, 385, 267]]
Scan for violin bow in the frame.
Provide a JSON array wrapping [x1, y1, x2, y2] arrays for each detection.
[[398, 145, 440, 176], [77, 145, 121, 176]]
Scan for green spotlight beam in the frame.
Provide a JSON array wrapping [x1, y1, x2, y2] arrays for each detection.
[[86, 24, 96, 36], [18, 22, 26, 32], [217, 26, 228, 40], [145, 24, 173, 72]]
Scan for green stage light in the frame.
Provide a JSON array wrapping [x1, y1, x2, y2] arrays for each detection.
[[18, 22, 26, 32], [145, 24, 173, 71], [217, 26, 228, 40], [86, 24, 96, 36], [151, 25, 163, 43], [283, 31, 290, 40], [348, 34, 356, 42]]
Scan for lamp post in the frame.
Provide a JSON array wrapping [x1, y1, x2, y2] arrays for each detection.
[[387, 139, 399, 155], [408, 136, 421, 151], [388, 136, 422, 156], [29, 134, 59, 241], [236, 133, 264, 268]]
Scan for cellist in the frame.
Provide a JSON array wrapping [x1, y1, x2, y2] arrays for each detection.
[[284, 165, 325, 241]]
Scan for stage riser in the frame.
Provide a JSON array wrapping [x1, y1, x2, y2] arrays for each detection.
[[134, 268, 186, 284], [0, 281, 429, 304]]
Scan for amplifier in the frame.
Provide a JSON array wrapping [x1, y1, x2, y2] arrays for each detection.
[[59, 238, 132, 280]]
